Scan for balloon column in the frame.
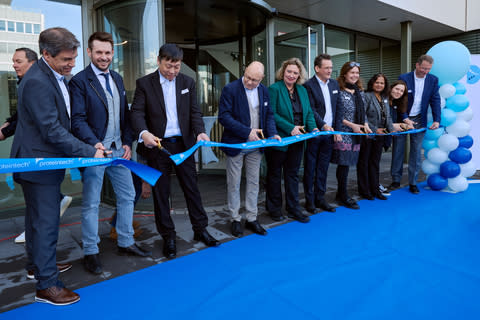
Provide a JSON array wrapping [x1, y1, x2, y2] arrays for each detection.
[[422, 41, 475, 192]]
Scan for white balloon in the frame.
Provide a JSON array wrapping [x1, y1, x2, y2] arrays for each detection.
[[459, 160, 477, 178], [441, 97, 446, 109], [456, 106, 473, 122], [427, 148, 449, 164], [437, 133, 459, 152], [439, 84, 456, 99], [421, 159, 440, 175], [446, 119, 471, 137], [448, 175, 468, 192]]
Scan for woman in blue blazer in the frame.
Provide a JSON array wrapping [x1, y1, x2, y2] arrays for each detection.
[[265, 58, 318, 223]]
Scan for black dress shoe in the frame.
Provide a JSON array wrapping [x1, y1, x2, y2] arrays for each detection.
[[245, 220, 267, 235], [231, 221, 243, 237], [315, 200, 336, 212], [360, 193, 374, 200], [84, 254, 102, 275], [194, 229, 220, 247], [269, 211, 285, 221], [305, 203, 317, 214], [409, 184, 420, 194], [287, 210, 310, 223], [340, 198, 360, 210], [388, 182, 401, 191], [118, 243, 152, 257], [163, 238, 176, 259], [374, 192, 388, 200]]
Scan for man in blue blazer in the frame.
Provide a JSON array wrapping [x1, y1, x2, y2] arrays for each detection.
[[391, 54, 441, 194], [219, 61, 280, 237], [303, 54, 339, 213], [11, 28, 104, 306], [70, 32, 151, 275]]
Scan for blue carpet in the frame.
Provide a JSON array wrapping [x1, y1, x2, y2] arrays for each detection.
[[2, 183, 480, 319]]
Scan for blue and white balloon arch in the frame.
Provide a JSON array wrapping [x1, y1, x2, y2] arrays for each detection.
[[422, 41, 476, 192]]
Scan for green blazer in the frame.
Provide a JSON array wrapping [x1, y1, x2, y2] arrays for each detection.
[[268, 80, 317, 152]]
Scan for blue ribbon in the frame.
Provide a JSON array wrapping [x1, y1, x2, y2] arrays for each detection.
[[0, 158, 162, 186], [170, 128, 426, 165]]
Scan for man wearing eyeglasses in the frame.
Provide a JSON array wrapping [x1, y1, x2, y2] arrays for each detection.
[[302, 54, 339, 213], [390, 54, 441, 194], [218, 61, 281, 237]]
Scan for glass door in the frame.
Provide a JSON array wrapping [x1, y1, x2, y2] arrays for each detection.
[[274, 26, 319, 79]]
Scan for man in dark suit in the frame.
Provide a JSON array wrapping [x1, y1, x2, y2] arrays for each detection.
[[11, 27, 104, 305], [302, 54, 339, 213], [70, 32, 151, 275], [218, 61, 280, 237], [131, 43, 220, 258], [390, 54, 441, 194]]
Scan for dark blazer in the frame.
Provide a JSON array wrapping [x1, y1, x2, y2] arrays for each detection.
[[10, 58, 96, 184], [130, 71, 205, 157], [399, 71, 441, 127], [268, 80, 317, 152], [303, 76, 339, 130], [364, 92, 394, 134], [218, 78, 278, 156], [69, 64, 132, 147]]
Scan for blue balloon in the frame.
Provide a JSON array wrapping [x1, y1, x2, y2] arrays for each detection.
[[427, 173, 448, 191], [458, 135, 474, 149], [453, 82, 467, 94], [425, 126, 444, 140], [449, 147, 472, 164], [440, 108, 457, 127], [422, 138, 438, 151], [427, 41, 471, 86], [446, 94, 470, 112], [467, 65, 480, 85], [440, 161, 461, 178]]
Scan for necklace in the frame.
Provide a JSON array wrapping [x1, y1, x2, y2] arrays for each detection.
[[287, 86, 295, 100]]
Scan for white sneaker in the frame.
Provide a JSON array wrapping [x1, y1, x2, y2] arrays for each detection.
[[60, 196, 73, 218], [15, 231, 25, 244]]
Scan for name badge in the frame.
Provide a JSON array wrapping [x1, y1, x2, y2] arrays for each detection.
[[332, 90, 338, 94], [264, 102, 268, 106], [408, 89, 412, 93], [181, 88, 189, 94], [384, 99, 388, 104]]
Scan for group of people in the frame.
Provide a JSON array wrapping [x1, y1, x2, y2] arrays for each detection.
[[2, 25, 440, 306], [219, 52, 440, 236]]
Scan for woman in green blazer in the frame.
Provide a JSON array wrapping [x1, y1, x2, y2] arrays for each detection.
[[265, 57, 318, 223]]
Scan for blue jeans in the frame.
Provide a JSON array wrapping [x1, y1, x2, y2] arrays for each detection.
[[81, 148, 135, 254], [391, 115, 425, 186]]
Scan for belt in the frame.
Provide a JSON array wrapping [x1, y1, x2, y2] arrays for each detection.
[[162, 136, 182, 143]]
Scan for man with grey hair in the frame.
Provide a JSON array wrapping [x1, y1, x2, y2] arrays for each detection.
[[11, 27, 105, 306], [218, 61, 280, 237]]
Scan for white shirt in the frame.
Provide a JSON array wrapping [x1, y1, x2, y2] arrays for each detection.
[[90, 63, 114, 95], [160, 72, 181, 137], [315, 75, 333, 127], [409, 73, 426, 117], [243, 77, 260, 129], [43, 57, 70, 118]]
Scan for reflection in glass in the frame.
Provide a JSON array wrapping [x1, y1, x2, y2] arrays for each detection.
[[101, 0, 160, 101], [325, 28, 354, 79]]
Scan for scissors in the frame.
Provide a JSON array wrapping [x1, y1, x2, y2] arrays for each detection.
[[157, 140, 172, 156], [256, 129, 265, 139]]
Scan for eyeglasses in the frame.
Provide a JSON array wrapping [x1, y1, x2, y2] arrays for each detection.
[[349, 62, 360, 67]]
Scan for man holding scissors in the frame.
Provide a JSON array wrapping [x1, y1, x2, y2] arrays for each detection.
[[70, 32, 151, 275], [219, 61, 281, 237]]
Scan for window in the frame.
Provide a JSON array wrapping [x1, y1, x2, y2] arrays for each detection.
[[16, 22, 24, 33], [0, 20, 5, 31], [33, 24, 40, 34], [8, 21, 15, 32], [25, 23, 32, 33]]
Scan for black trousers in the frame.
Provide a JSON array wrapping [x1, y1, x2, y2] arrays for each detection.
[[357, 136, 384, 196], [303, 135, 333, 206], [265, 142, 304, 214], [148, 139, 208, 239]]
